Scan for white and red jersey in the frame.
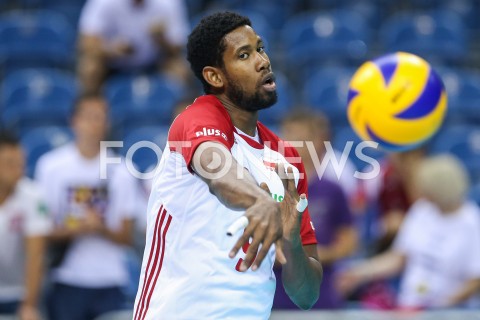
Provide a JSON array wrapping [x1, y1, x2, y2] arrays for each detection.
[[134, 95, 317, 320]]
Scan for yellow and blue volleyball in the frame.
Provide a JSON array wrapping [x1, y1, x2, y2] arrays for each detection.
[[347, 52, 447, 151]]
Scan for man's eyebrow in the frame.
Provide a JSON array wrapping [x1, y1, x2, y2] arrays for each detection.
[[235, 44, 253, 54], [234, 39, 264, 54]]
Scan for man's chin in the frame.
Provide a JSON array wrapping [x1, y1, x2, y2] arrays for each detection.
[[257, 91, 278, 110]]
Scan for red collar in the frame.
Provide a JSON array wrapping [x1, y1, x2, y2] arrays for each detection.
[[233, 126, 264, 149]]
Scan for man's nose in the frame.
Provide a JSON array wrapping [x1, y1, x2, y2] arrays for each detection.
[[256, 52, 270, 72]]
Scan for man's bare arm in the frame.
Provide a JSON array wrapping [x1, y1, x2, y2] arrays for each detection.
[[192, 141, 285, 270]]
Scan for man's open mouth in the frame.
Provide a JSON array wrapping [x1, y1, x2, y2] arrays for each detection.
[[261, 73, 276, 91]]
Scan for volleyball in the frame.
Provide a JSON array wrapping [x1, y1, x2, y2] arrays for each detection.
[[347, 52, 447, 151]]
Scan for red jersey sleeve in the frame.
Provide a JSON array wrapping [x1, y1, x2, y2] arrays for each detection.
[[168, 95, 235, 170]]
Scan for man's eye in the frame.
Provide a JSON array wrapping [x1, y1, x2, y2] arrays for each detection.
[[239, 53, 249, 59]]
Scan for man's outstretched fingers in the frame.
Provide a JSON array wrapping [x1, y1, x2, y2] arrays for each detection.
[[229, 223, 254, 258], [251, 232, 276, 271], [259, 182, 270, 194], [286, 166, 298, 199], [275, 163, 288, 190], [275, 239, 287, 265], [241, 233, 264, 271]]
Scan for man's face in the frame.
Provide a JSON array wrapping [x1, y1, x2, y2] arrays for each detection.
[[0, 145, 24, 189], [281, 121, 315, 162], [73, 99, 109, 143], [221, 25, 277, 111], [281, 119, 328, 160]]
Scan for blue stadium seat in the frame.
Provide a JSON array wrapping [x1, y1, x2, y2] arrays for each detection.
[[20, 126, 73, 178], [468, 183, 480, 206], [434, 67, 480, 124], [341, 1, 383, 28], [429, 125, 480, 183], [308, 0, 383, 28], [380, 11, 468, 64], [258, 72, 295, 126], [18, 0, 86, 7], [439, 0, 478, 30], [46, 3, 84, 25], [232, 9, 276, 47], [281, 10, 371, 74], [106, 75, 184, 132], [0, 10, 75, 69], [122, 126, 169, 174], [434, 67, 463, 123], [447, 71, 480, 123], [192, 9, 275, 50], [303, 66, 355, 125], [332, 125, 386, 172], [1, 69, 77, 132], [242, 0, 299, 30], [306, 0, 347, 9]]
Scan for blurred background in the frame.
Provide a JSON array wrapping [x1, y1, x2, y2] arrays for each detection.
[[1, 0, 480, 318], [1, 0, 479, 189]]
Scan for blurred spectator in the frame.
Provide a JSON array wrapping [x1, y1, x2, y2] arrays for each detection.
[[78, 0, 190, 94], [273, 111, 358, 309], [363, 147, 425, 253], [0, 131, 51, 320], [35, 94, 138, 320], [281, 110, 360, 207], [338, 155, 480, 309]]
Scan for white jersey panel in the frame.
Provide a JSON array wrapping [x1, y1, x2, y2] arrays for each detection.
[[135, 144, 277, 320]]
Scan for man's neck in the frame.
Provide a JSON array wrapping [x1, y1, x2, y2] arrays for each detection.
[[75, 140, 100, 159], [0, 185, 14, 206], [215, 94, 258, 136]]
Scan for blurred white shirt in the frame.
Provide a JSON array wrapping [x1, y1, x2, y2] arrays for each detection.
[[0, 178, 52, 301], [394, 199, 480, 308], [79, 0, 189, 69], [35, 143, 138, 288]]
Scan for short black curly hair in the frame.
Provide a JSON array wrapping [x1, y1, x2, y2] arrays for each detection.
[[187, 12, 252, 93], [0, 129, 19, 149]]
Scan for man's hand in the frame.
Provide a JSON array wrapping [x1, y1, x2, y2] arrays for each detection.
[[261, 164, 304, 244], [108, 41, 135, 59], [279, 165, 305, 244], [192, 142, 287, 272], [76, 207, 105, 235], [18, 304, 41, 320], [335, 268, 364, 297], [257, 164, 306, 264], [229, 194, 286, 272]]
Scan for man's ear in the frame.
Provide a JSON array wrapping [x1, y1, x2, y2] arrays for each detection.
[[202, 66, 224, 90]]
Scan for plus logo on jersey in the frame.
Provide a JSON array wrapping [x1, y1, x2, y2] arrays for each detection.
[[195, 127, 228, 141]]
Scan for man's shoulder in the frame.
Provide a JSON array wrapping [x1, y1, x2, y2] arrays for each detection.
[[169, 95, 234, 140], [36, 143, 75, 171], [15, 177, 43, 199], [178, 95, 230, 120], [460, 202, 480, 226]]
